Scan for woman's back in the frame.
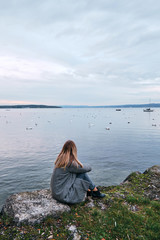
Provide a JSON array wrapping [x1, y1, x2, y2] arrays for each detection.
[[50, 163, 91, 204]]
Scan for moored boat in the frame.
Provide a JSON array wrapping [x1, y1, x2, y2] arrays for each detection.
[[143, 108, 154, 112]]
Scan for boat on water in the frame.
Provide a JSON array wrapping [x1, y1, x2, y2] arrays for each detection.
[[143, 108, 154, 112], [116, 109, 121, 111]]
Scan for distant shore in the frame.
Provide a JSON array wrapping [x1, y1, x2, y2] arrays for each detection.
[[0, 104, 61, 109], [0, 103, 160, 108]]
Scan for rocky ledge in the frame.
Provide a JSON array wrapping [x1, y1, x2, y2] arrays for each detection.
[[1, 165, 160, 226], [1, 189, 70, 225], [123, 164, 160, 200]]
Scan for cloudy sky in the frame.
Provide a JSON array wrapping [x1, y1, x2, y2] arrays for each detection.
[[0, 0, 160, 106]]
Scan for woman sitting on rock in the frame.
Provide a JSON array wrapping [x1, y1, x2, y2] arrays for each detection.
[[50, 140, 105, 204]]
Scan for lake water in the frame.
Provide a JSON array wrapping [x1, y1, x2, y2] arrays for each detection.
[[0, 108, 160, 210]]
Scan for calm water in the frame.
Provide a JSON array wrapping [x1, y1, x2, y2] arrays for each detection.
[[0, 108, 160, 210]]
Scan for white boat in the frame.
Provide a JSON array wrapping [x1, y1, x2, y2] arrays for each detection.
[[143, 108, 154, 112]]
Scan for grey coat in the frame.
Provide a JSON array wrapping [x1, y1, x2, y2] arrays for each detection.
[[50, 163, 92, 204]]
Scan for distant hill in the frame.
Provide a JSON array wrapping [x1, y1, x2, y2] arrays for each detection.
[[62, 103, 160, 108], [0, 105, 61, 109]]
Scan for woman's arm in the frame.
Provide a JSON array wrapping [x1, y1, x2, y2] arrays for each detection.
[[67, 163, 92, 173]]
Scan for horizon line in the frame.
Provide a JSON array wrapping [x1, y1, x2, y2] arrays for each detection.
[[0, 103, 160, 108]]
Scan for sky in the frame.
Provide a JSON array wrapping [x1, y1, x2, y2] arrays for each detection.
[[0, 0, 160, 106]]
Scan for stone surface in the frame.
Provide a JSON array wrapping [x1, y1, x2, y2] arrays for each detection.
[[97, 201, 106, 210], [143, 165, 160, 175], [67, 225, 81, 240], [143, 165, 160, 200], [1, 189, 70, 225], [85, 198, 95, 208]]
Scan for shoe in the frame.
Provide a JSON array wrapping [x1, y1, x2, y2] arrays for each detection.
[[91, 188, 105, 198], [87, 190, 92, 197]]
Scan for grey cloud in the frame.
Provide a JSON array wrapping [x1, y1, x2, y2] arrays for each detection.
[[1, 0, 160, 105]]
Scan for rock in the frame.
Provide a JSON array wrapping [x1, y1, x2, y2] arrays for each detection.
[[130, 205, 139, 212], [67, 225, 81, 240], [97, 201, 106, 210], [142, 165, 160, 200], [85, 198, 95, 208], [143, 165, 160, 175], [48, 234, 54, 239], [1, 189, 70, 225], [113, 192, 125, 199], [122, 165, 160, 201], [123, 171, 141, 183], [123, 202, 140, 212]]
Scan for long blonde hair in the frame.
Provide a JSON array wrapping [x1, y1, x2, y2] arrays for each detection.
[[55, 140, 83, 168]]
